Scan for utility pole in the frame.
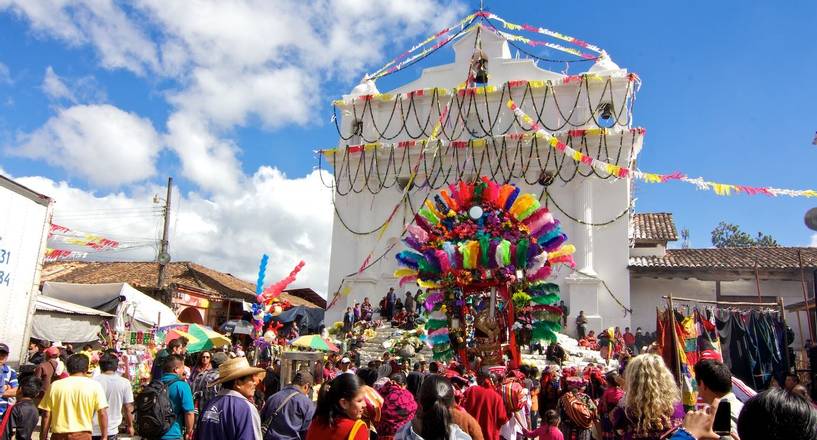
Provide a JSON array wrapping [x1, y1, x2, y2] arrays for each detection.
[[157, 177, 173, 305]]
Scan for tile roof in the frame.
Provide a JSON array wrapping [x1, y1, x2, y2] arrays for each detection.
[[632, 213, 678, 242], [41, 261, 322, 308], [283, 288, 327, 309], [629, 247, 817, 271]]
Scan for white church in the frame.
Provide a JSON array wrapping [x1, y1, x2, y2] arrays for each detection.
[[322, 18, 817, 350]]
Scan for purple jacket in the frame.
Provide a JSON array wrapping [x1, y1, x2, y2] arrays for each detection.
[[195, 390, 262, 440]]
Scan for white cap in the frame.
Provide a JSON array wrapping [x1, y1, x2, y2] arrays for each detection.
[[341, 357, 351, 363]]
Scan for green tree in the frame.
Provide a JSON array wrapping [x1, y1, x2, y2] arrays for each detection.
[[711, 221, 779, 248]]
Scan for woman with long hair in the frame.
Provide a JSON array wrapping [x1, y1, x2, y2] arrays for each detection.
[[396, 375, 472, 440], [612, 354, 684, 440], [306, 373, 369, 440], [190, 350, 213, 382]]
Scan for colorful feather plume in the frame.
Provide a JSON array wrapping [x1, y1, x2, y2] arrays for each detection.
[[396, 250, 424, 270], [407, 224, 429, 243]]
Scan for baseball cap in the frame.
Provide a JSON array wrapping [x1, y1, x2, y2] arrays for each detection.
[[45, 346, 60, 357], [212, 352, 229, 366], [341, 357, 351, 363], [0, 343, 8, 354]]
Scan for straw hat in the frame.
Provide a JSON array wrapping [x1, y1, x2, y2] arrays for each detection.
[[210, 357, 264, 385]]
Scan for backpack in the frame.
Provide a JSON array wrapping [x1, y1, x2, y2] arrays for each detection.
[[135, 378, 180, 439]]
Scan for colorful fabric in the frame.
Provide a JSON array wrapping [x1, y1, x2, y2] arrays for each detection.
[[360, 385, 384, 430], [501, 380, 526, 412], [463, 385, 509, 440], [558, 392, 595, 430], [599, 386, 624, 440], [375, 382, 417, 436], [305, 418, 368, 440], [611, 403, 685, 440]]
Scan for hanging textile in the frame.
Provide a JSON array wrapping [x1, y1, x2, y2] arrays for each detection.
[[657, 308, 697, 409]]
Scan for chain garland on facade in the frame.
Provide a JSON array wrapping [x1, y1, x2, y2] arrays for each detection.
[[332, 76, 636, 143], [319, 131, 639, 196]]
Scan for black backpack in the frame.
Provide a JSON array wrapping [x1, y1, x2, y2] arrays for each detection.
[[135, 378, 180, 439]]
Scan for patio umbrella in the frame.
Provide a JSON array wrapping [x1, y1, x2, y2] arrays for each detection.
[[220, 319, 255, 336], [186, 323, 231, 353], [290, 334, 339, 352], [164, 328, 199, 345]]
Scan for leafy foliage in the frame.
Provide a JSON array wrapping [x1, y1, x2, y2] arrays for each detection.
[[711, 221, 779, 248]]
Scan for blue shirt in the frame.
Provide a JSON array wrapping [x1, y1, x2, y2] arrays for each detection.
[[160, 373, 195, 439], [195, 389, 262, 440], [259, 385, 315, 440], [0, 364, 18, 417]]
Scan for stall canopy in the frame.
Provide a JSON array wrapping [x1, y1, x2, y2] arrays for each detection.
[[32, 295, 113, 344], [42, 281, 178, 330], [271, 306, 325, 333]]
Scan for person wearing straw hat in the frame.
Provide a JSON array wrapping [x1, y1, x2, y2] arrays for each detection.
[[194, 357, 265, 440]]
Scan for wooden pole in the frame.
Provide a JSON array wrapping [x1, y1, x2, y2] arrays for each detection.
[[660, 296, 777, 307], [797, 250, 815, 339], [778, 297, 792, 374], [795, 310, 805, 351], [667, 293, 682, 386], [754, 258, 763, 304]]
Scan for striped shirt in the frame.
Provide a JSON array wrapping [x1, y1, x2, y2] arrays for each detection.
[[0, 364, 19, 416]]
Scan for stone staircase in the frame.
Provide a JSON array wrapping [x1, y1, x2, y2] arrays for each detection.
[[358, 325, 403, 363], [356, 325, 613, 371]]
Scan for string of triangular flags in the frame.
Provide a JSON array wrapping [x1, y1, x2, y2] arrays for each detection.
[[49, 223, 120, 249], [367, 10, 605, 80], [507, 99, 817, 198]]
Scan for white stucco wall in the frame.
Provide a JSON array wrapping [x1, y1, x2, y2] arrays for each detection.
[[326, 25, 640, 330], [630, 276, 809, 349]]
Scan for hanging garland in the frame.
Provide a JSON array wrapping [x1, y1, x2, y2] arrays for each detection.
[[508, 99, 817, 198], [332, 74, 637, 143], [319, 127, 639, 196]]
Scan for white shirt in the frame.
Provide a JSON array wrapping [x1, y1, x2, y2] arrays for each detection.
[[92, 372, 134, 436]]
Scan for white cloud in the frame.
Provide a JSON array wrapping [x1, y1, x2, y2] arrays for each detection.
[[2, 0, 467, 195], [0, 61, 11, 84], [42, 66, 76, 102], [9, 167, 334, 294], [0, 0, 468, 293], [170, 66, 315, 129], [0, 0, 159, 74], [164, 112, 243, 194], [812, 234, 817, 247], [11, 104, 161, 187]]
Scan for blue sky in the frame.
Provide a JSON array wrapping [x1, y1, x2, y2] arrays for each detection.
[[1, 1, 816, 289]]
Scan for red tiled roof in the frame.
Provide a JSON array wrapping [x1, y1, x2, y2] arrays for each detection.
[[629, 247, 817, 271], [632, 213, 678, 242], [41, 261, 322, 308]]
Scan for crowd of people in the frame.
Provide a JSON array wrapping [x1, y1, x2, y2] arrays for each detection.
[[343, 289, 426, 335], [287, 351, 817, 440]]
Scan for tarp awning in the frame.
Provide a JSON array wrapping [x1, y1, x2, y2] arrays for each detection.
[[35, 295, 114, 317], [271, 306, 325, 332], [42, 281, 178, 329], [32, 295, 113, 344]]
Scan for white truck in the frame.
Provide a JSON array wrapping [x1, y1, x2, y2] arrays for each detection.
[[0, 174, 52, 366]]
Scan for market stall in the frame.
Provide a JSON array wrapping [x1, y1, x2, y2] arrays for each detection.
[[31, 295, 114, 344], [42, 281, 178, 330]]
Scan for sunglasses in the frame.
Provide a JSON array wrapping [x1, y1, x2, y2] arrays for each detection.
[[202, 355, 211, 358]]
